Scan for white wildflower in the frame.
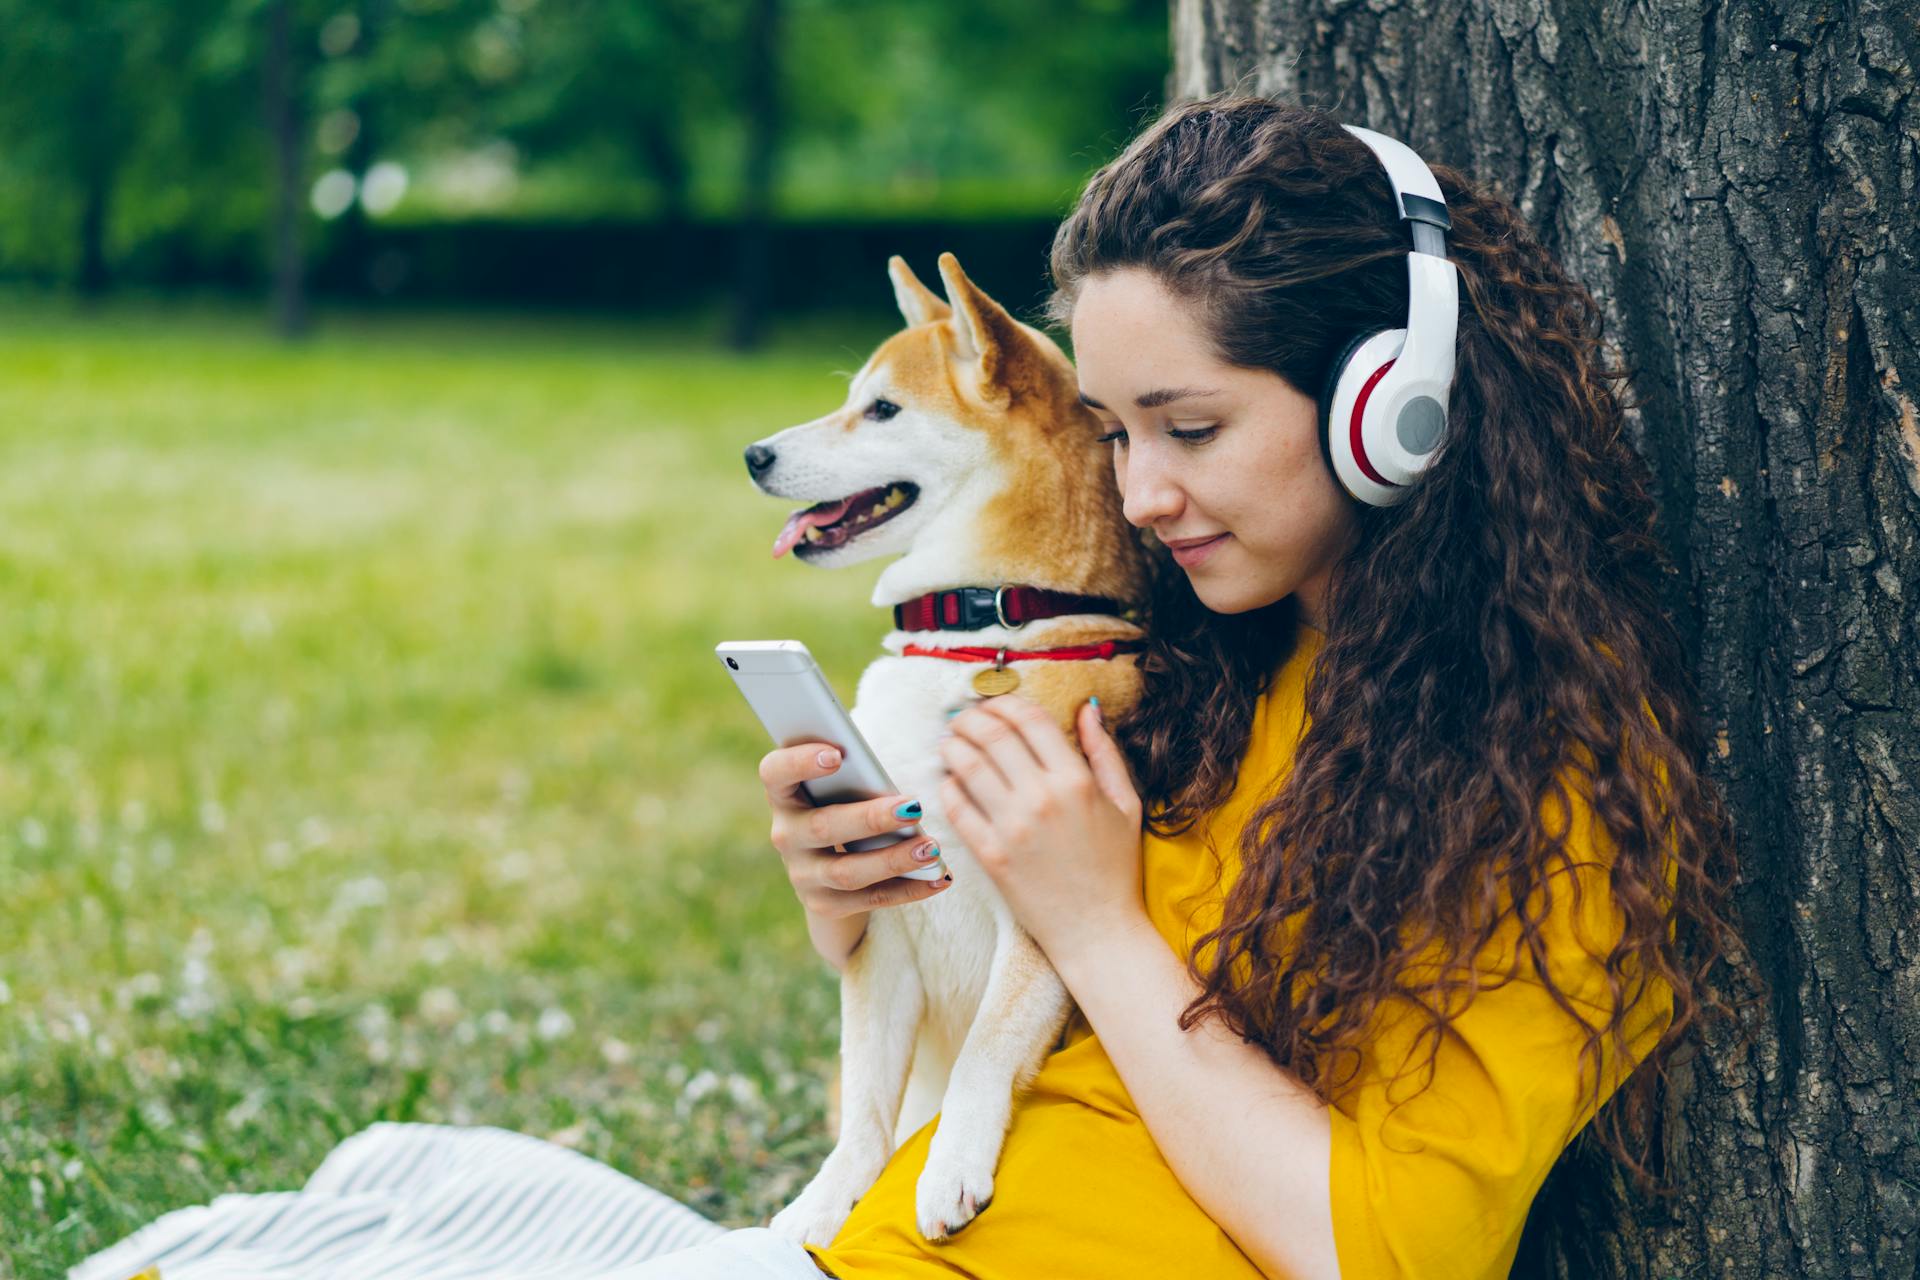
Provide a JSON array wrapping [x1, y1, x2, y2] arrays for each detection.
[[418, 987, 462, 1027], [330, 876, 388, 914], [224, 1091, 266, 1130], [536, 1007, 574, 1042]]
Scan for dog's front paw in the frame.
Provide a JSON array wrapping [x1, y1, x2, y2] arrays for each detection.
[[768, 1171, 865, 1249], [914, 1143, 997, 1242]]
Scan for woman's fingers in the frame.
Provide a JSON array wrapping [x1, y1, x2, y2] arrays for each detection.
[[759, 742, 846, 810], [938, 713, 1022, 803], [804, 833, 945, 896], [793, 792, 926, 854], [811, 867, 952, 918], [972, 695, 1084, 775], [757, 743, 951, 920], [762, 744, 921, 845], [1077, 699, 1142, 818]]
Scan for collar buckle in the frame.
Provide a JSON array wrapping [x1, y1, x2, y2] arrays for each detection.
[[993, 585, 1020, 629]]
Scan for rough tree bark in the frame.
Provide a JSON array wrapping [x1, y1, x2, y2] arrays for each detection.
[[1171, 2, 1917, 1277]]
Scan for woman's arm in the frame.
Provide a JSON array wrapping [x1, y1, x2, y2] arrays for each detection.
[[1049, 910, 1342, 1280]]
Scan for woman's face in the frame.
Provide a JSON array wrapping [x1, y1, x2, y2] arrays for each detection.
[[1070, 267, 1359, 630]]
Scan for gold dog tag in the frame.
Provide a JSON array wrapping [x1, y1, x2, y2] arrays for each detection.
[[972, 666, 1021, 696]]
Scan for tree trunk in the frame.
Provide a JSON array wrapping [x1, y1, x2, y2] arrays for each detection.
[[1171, 3, 1918, 1277], [263, 0, 309, 339]]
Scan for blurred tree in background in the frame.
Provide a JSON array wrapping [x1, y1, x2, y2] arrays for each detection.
[[0, 0, 1168, 341]]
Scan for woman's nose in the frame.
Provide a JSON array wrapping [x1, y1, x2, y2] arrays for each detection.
[[1121, 457, 1183, 528]]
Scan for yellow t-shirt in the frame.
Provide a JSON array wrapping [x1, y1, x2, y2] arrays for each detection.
[[807, 617, 1674, 1279]]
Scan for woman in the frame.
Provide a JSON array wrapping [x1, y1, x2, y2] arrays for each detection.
[[771, 95, 1747, 1280], [75, 94, 1747, 1280]]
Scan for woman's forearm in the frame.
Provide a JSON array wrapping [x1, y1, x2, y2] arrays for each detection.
[[1049, 912, 1342, 1280], [806, 908, 867, 975]]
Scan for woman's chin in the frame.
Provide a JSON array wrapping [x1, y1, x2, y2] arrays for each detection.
[[1188, 569, 1296, 617]]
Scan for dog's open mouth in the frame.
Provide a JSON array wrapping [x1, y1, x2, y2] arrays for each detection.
[[772, 483, 919, 558]]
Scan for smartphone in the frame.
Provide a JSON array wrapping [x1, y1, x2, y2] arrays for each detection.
[[715, 639, 947, 881]]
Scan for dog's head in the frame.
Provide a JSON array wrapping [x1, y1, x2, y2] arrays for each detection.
[[745, 252, 1145, 605]]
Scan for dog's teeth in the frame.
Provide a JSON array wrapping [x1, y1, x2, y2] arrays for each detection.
[[804, 526, 823, 541], [885, 490, 904, 508]]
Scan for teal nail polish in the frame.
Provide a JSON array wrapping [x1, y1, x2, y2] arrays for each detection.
[[944, 707, 962, 719], [1089, 696, 1100, 708], [895, 800, 923, 820]]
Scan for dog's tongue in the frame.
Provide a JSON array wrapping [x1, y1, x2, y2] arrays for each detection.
[[771, 496, 855, 558]]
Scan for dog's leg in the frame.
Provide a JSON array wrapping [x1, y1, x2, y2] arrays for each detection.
[[769, 912, 926, 1248], [914, 926, 1073, 1242]]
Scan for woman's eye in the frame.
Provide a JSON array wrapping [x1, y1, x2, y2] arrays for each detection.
[[866, 398, 901, 421], [1093, 424, 1216, 447]]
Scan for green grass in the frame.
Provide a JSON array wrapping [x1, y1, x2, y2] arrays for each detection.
[[0, 293, 908, 1279]]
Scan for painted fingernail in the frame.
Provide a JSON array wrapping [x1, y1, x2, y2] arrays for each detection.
[[945, 708, 962, 719], [895, 800, 923, 820], [1089, 695, 1100, 708], [940, 873, 952, 883], [817, 749, 840, 769], [913, 841, 940, 861]]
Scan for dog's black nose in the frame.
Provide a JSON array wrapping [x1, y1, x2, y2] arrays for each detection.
[[744, 444, 776, 477]]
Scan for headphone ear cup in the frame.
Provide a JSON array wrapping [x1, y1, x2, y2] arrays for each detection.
[[1317, 329, 1380, 476]]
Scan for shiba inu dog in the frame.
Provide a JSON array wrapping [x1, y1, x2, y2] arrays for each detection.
[[743, 252, 1150, 1245]]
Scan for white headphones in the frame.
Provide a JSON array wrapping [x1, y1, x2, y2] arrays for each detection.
[[1317, 124, 1460, 507]]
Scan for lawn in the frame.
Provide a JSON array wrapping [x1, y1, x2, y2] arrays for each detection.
[[0, 294, 906, 1278]]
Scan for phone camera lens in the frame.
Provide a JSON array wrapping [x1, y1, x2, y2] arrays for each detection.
[[725, 657, 739, 670]]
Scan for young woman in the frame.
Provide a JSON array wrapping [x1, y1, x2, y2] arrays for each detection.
[[759, 94, 1746, 1279], [74, 94, 1747, 1280]]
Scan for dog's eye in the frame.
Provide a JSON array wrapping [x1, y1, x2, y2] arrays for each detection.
[[865, 398, 901, 421]]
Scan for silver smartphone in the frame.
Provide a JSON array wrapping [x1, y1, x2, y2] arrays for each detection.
[[715, 639, 947, 881]]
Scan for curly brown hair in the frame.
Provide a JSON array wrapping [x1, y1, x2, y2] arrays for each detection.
[[1043, 93, 1759, 1198]]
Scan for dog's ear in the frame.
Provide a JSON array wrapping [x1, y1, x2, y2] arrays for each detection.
[[936, 251, 1019, 407], [888, 256, 951, 327]]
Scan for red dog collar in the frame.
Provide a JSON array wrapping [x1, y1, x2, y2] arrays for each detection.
[[901, 639, 1145, 663], [893, 585, 1135, 632]]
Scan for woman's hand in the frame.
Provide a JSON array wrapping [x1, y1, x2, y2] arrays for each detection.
[[760, 743, 952, 919], [936, 695, 1149, 964]]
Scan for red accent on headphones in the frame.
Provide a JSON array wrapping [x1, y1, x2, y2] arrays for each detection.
[[1349, 357, 1399, 489]]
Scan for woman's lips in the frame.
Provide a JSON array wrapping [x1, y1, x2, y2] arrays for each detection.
[[1168, 533, 1229, 566]]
